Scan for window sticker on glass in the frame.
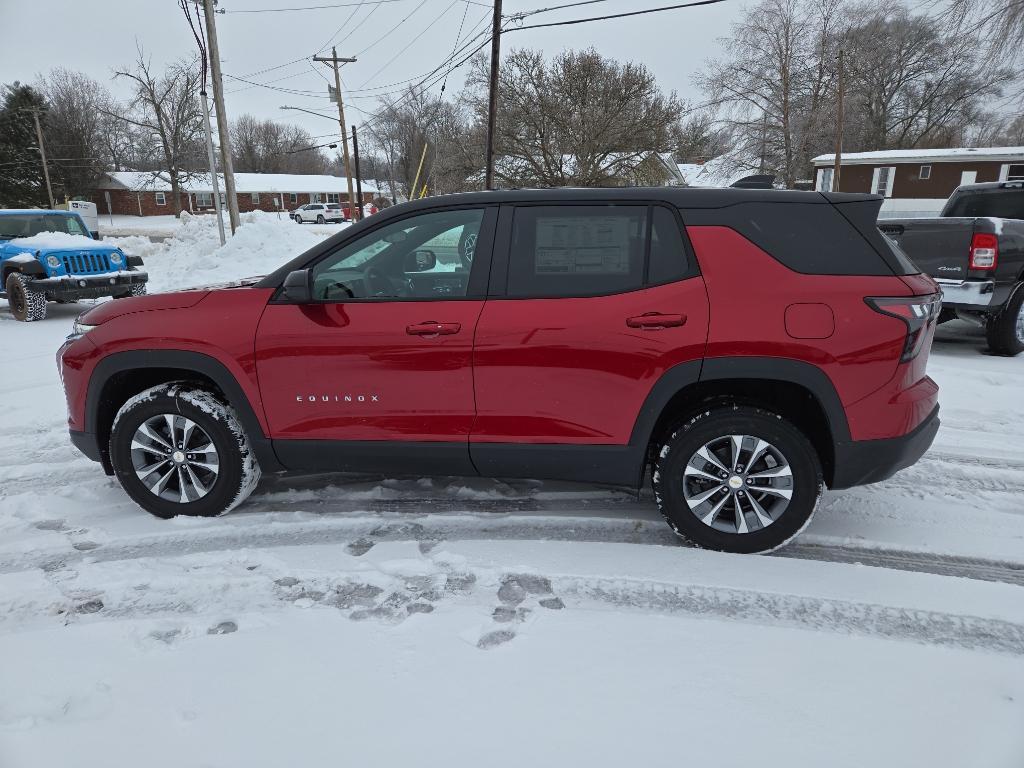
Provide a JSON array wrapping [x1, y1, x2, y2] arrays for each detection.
[[535, 216, 631, 275]]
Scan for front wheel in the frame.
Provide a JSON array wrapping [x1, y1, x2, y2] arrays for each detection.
[[985, 283, 1024, 357], [5, 272, 47, 321], [653, 405, 823, 554], [109, 383, 261, 519]]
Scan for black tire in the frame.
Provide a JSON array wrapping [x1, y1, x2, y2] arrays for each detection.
[[653, 404, 823, 554], [109, 383, 261, 519], [984, 282, 1024, 357], [5, 272, 47, 321], [114, 283, 148, 299], [316, 215, 325, 224], [293, 214, 301, 223]]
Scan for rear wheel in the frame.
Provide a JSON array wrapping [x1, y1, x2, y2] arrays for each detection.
[[5, 272, 47, 321], [316, 215, 325, 224], [109, 383, 261, 519], [985, 282, 1024, 357], [653, 405, 822, 553]]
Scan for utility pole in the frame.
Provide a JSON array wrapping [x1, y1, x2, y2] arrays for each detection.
[[484, 0, 502, 190], [202, 0, 240, 234], [351, 125, 363, 222], [314, 48, 357, 221], [23, 109, 54, 209], [833, 48, 844, 192], [200, 91, 226, 245]]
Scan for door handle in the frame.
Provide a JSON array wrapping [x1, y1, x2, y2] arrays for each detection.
[[626, 313, 687, 329], [406, 321, 461, 336]]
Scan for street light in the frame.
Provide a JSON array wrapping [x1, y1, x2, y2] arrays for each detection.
[[279, 105, 337, 121]]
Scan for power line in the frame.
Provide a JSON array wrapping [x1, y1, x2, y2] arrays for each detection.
[[356, 0, 462, 88], [508, 0, 610, 20], [507, 0, 730, 31], [224, 0, 405, 14], [353, 0, 429, 58]]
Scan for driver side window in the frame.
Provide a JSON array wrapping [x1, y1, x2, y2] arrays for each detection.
[[311, 208, 484, 301]]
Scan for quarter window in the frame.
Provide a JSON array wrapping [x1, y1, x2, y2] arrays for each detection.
[[508, 206, 647, 298], [1008, 164, 1024, 181], [647, 206, 689, 285]]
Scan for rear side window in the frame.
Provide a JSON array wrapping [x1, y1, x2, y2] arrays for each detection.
[[725, 202, 893, 276], [944, 188, 1024, 219], [648, 206, 688, 285], [508, 206, 647, 297]]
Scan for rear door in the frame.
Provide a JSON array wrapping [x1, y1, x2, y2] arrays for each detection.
[[470, 202, 709, 483]]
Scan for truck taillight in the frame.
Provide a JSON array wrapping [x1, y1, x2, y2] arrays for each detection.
[[969, 233, 998, 270], [866, 294, 942, 363]]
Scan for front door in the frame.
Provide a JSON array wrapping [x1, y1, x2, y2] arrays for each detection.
[[255, 206, 494, 472]]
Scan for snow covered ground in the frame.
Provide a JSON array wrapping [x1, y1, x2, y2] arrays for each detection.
[[1, 213, 1023, 767]]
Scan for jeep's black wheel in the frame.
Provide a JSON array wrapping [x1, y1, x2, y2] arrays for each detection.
[[109, 383, 261, 519], [653, 405, 822, 554], [5, 272, 47, 321], [985, 282, 1024, 357]]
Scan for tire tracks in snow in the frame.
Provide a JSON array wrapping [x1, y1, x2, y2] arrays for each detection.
[[2, 509, 1024, 586]]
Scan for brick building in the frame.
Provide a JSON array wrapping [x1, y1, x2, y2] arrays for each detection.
[[812, 146, 1024, 217], [94, 171, 378, 217]]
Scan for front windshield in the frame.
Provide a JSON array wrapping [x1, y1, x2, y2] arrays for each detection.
[[0, 213, 88, 240]]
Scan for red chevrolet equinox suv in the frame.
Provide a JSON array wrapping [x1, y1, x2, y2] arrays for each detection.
[[59, 188, 941, 553]]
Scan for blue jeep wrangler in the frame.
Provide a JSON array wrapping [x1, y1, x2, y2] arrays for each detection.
[[0, 209, 148, 322]]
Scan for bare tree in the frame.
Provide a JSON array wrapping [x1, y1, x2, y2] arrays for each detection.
[[674, 108, 732, 163], [841, 5, 1016, 150], [462, 48, 683, 188], [946, 1, 1024, 53], [108, 49, 205, 215], [231, 114, 328, 174], [699, 0, 844, 188], [36, 68, 115, 198], [367, 86, 475, 198]]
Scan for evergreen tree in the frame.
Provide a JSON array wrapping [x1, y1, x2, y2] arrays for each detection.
[[0, 83, 49, 208]]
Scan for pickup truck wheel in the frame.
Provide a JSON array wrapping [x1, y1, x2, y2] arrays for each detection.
[[984, 282, 1024, 357], [653, 405, 823, 554], [109, 383, 261, 519], [5, 272, 47, 322]]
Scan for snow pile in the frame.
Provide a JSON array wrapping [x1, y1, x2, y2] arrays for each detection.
[[9, 231, 112, 250], [146, 211, 342, 293], [101, 234, 166, 262]]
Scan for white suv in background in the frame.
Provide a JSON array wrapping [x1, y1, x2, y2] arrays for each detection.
[[292, 203, 346, 224]]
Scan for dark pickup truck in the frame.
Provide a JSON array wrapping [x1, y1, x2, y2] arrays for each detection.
[[880, 181, 1024, 356]]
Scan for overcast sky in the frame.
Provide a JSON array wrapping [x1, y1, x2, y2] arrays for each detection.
[[0, 0, 742, 141]]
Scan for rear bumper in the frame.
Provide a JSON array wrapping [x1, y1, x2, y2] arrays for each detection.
[[36, 271, 147, 300], [831, 405, 939, 490], [935, 278, 994, 308]]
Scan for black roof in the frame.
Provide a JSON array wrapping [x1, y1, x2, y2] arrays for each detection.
[[381, 186, 879, 211]]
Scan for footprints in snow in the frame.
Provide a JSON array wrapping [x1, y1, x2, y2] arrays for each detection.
[[477, 573, 566, 650]]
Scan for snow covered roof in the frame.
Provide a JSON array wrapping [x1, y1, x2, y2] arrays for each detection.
[[812, 146, 1024, 166], [101, 171, 378, 195], [680, 156, 762, 188]]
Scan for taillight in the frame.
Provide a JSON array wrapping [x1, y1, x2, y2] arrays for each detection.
[[866, 294, 942, 363], [969, 233, 998, 270]]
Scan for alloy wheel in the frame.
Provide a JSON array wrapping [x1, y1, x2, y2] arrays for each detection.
[[130, 414, 220, 503], [682, 434, 793, 535]]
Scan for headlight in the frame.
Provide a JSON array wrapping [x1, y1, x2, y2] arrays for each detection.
[[109, 251, 123, 265], [68, 318, 99, 341], [46, 255, 61, 269]]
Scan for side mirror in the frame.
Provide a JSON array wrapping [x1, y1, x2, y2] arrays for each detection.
[[281, 269, 313, 303], [405, 249, 436, 272]]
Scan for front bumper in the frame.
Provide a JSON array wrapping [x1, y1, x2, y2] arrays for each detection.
[[831, 405, 939, 489], [35, 270, 148, 300], [935, 278, 994, 308]]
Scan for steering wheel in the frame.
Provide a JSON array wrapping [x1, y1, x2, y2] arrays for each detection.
[[323, 281, 355, 300], [364, 266, 399, 297]]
